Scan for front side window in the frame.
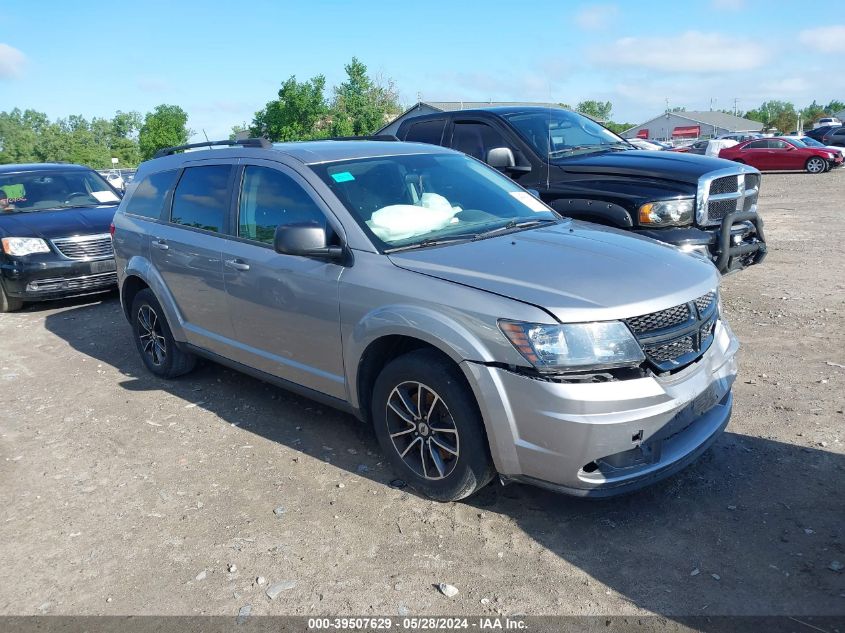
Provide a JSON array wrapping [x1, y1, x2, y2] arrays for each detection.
[[0, 169, 119, 214], [124, 170, 179, 219], [170, 165, 231, 233], [311, 153, 557, 251], [238, 166, 326, 244], [503, 110, 627, 159], [404, 119, 447, 146], [451, 122, 510, 161], [769, 140, 788, 149]]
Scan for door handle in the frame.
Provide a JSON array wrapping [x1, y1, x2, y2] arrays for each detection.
[[152, 239, 169, 251], [225, 259, 250, 272]]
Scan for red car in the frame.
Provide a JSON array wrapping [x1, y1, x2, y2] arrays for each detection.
[[719, 137, 842, 174]]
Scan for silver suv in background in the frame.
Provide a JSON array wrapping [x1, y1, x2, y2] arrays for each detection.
[[112, 138, 740, 501]]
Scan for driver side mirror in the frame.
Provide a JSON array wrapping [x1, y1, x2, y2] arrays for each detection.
[[486, 147, 532, 174], [274, 223, 344, 261]]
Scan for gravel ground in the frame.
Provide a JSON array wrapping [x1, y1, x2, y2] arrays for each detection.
[[0, 170, 843, 620]]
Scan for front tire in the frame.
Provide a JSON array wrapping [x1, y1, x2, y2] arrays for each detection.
[[0, 282, 23, 313], [371, 349, 495, 501], [806, 157, 827, 174], [131, 288, 195, 378]]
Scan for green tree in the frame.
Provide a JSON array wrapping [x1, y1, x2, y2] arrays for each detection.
[[139, 105, 190, 160], [329, 58, 401, 136], [801, 101, 827, 127], [111, 111, 142, 139], [744, 100, 797, 132], [576, 100, 613, 121], [825, 100, 845, 114], [250, 75, 329, 141]]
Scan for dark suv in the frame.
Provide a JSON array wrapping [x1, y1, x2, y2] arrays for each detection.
[[0, 163, 121, 311], [392, 106, 767, 274]]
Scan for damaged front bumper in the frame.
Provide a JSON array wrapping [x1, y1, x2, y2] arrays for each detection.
[[462, 319, 739, 497]]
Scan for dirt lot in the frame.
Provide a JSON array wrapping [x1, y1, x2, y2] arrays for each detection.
[[1, 170, 843, 620]]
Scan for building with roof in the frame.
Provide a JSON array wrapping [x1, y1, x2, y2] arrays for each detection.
[[622, 111, 763, 142], [379, 101, 597, 136]]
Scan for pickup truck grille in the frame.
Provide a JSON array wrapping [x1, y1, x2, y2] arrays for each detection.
[[698, 168, 760, 226], [51, 234, 114, 260], [625, 291, 719, 372]]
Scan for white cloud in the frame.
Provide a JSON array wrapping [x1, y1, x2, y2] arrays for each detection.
[[0, 43, 25, 79], [593, 31, 768, 72], [575, 4, 619, 30], [710, 0, 745, 10], [798, 25, 845, 53]]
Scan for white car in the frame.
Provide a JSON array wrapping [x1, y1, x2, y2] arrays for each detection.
[[813, 117, 841, 129], [625, 138, 664, 151]]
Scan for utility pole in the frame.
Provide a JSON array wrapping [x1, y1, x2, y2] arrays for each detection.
[[733, 98, 739, 117]]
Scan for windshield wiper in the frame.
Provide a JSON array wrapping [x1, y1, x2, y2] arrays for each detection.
[[472, 218, 557, 240], [384, 234, 476, 253], [549, 142, 631, 157]]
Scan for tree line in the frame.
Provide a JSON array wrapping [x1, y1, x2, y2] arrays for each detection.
[[1, 57, 842, 168]]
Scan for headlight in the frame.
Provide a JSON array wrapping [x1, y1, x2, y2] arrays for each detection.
[[1, 237, 51, 256], [499, 320, 645, 372], [826, 152, 835, 159], [638, 199, 694, 226]]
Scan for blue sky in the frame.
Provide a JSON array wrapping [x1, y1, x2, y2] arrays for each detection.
[[1, 0, 843, 141]]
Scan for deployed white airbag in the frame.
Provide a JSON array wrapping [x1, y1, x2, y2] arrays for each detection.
[[706, 139, 738, 156], [367, 193, 461, 241]]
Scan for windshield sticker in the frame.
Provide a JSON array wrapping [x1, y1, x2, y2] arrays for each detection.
[[510, 191, 549, 212], [91, 190, 120, 203], [331, 171, 355, 183]]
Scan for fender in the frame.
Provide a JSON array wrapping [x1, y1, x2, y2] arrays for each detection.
[[122, 255, 189, 343], [344, 303, 507, 411], [550, 198, 634, 228]]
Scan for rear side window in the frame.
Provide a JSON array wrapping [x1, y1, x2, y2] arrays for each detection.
[[238, 166, 326, 244], [404, 119, 446, 145], [170, 165, 231, 233], [744, 140, 768, 149], [124, 170, 178, 219]]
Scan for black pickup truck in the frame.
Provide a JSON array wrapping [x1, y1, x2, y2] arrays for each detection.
[[391, 106, 766, 274]]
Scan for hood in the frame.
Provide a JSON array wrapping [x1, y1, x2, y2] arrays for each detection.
[[0, 205, 117, 240], [388, 221, 719, 323], [553, 149, 739, 185]]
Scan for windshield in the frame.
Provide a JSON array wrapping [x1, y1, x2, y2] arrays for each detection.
[[311, 153, 558, 251], [0, 170, 120, 213], [801, 137, 824, 147], [502, 110, 629, 159]]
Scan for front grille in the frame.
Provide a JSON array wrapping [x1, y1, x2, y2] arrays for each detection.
[[708, 199, 737, 222], [626, 291, 719, 371], [26, 272, 117, 293], [643, 336, 695, 363], [51, 234, 114, 260], [700, 169, 761, 225], [626, 303, 691, 334], [709, 176, 739, 195], [695, 291, 716, 314]]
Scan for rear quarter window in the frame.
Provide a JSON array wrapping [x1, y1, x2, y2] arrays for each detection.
[[124, 170, 179, 219]]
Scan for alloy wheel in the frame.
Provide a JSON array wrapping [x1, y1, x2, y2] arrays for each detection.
[[385, 381, 460, 480], [137, 304, 167, 366], [807, 157, 826, 173]]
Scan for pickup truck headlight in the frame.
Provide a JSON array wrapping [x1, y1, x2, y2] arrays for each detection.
[[1, 237, 51, 256], [499, 320, 645, 372], [638, 199, 694, 226]]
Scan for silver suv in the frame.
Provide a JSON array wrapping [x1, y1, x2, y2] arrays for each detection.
[[112, 138, 739, 501]]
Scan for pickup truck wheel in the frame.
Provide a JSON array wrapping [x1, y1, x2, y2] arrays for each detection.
[[0, 282, 23, 313], [131, 288, 196, 378], [372, 350, 494, 501], [806, 157, 827, 174]]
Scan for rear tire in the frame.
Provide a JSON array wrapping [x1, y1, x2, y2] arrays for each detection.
[[130, 288, 195, 378], [806, 157, 826, 174], [371, 349, 495, 502], [0, 282, 23, 313]]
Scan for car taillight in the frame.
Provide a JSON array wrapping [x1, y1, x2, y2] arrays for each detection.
[[109, 222, 115, 238]]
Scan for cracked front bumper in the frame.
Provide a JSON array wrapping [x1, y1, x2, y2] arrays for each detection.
[[463, 319, 739, 497]]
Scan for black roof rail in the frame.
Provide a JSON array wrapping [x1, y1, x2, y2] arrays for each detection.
[[326, 134, 399, 142], [153, 138, 272, 159]]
